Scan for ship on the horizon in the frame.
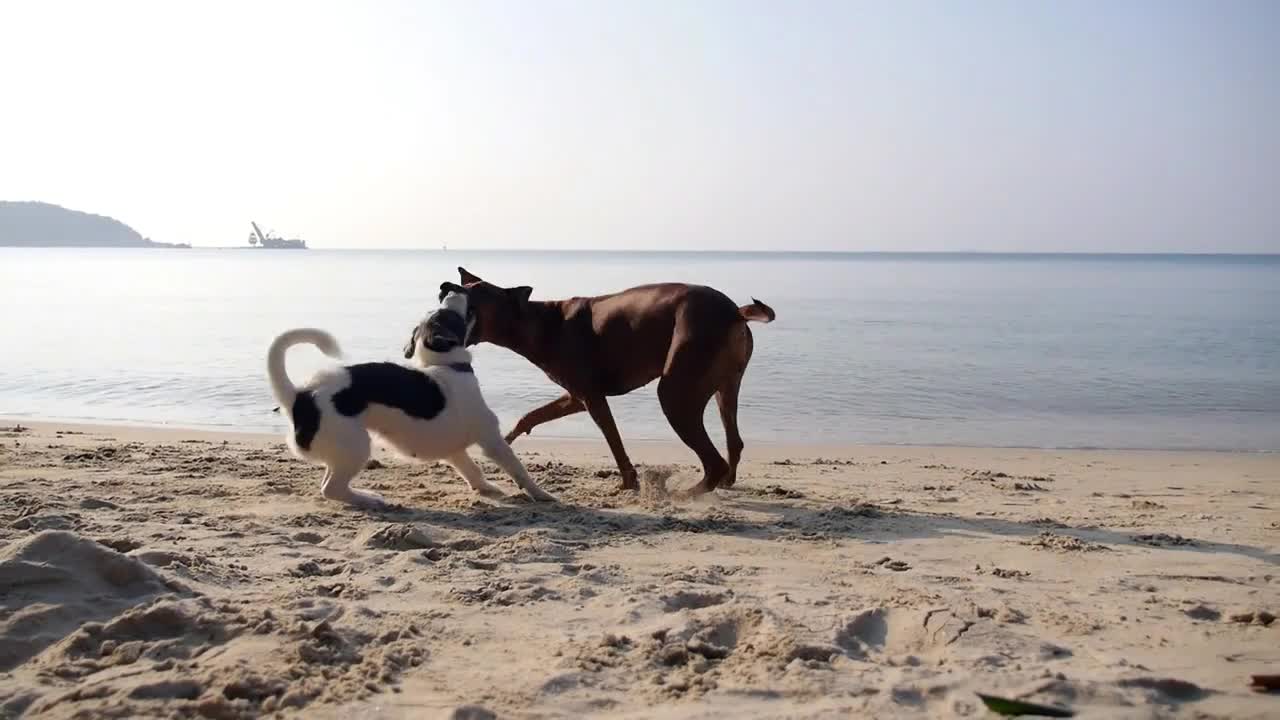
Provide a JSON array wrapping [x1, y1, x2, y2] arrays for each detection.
[[247, 221, 307, 249]]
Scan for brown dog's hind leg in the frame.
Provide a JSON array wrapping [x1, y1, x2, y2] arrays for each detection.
[[716, 324, 754, 488], [505, 393, 585, 444], [583, 395, 639, 491], [657, 375, 729, 495], [715, 372, 745, 488]]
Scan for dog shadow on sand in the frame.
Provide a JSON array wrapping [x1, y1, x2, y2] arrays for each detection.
[[347, 466, 1279, 569]]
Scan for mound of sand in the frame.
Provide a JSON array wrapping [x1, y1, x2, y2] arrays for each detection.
[[0, 530, 188, 673], [0, 531, 425, 719]]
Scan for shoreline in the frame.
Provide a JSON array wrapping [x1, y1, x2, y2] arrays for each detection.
[[4, 417, 1274, 457]]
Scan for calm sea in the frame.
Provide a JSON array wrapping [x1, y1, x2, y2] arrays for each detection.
[[1, 248, 1277, 451]]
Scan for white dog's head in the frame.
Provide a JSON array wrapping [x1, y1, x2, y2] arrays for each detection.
[[403, 282, 476, 366]]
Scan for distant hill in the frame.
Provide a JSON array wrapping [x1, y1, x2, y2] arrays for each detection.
[[0, 201, 188, 248]]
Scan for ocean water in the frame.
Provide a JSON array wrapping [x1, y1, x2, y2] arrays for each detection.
[[1, 248, 1277, 451]]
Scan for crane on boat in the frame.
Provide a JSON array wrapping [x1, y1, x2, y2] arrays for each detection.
[[248, 221, 307, 249]]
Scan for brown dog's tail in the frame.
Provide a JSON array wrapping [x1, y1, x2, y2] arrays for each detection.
[[738, 298, 775, 323]]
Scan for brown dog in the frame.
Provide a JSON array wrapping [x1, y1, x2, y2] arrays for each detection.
[[455, 267, 775, 495]]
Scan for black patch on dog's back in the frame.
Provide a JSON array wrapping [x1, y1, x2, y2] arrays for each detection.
[[291, 390, 321, 450], [332, 362, 446, 419]]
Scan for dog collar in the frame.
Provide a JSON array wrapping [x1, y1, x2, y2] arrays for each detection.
[[448, 362, 474, 373]]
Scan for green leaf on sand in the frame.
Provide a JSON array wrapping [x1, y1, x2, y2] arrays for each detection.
[[976, 692, 1076, 717]]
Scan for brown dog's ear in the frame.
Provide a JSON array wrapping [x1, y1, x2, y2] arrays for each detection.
[[458, 267, 483, 286], [402, 325, 419, 359], [509, 286, 533, 305]]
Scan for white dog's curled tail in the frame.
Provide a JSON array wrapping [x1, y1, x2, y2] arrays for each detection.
[[266, 328, 342, 407]]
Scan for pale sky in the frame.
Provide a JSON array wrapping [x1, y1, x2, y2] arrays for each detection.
[[1, 1, 1276, 252]]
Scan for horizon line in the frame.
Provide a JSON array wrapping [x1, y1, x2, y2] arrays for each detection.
[[179, 246, 1280, 257], [4, 243, 1277, 256]]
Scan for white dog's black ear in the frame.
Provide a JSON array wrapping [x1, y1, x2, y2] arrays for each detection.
[[403, 325, 419, 359], [438, 281, 469, 301]]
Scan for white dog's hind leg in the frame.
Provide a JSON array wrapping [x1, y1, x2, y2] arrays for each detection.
[[476, 431, 558, 503], [319, 432, 385, 509], [447, 452, 507, 500], [321, 461, 386, 508]]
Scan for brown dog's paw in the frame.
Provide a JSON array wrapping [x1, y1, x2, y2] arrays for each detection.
[[616, 468, 640, 492]]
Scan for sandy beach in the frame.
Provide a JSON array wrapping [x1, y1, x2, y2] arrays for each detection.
[[0, 420, 1276, 719]]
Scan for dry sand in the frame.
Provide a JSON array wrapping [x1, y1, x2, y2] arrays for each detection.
[[0, 420, 1276, 719]]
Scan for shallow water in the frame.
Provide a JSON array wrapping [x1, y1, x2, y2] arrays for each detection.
[[1, 248, 1277, 450]]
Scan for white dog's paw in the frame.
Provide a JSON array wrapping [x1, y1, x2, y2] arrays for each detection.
[[348, 489, 389, 509], [474, 483, 507, 500], [523, 485, 558, 503]]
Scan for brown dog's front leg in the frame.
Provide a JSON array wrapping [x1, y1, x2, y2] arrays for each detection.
[[505, 393, 585, 444], [583, 396, 639, 491]]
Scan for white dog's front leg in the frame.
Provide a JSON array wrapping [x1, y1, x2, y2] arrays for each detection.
[[447, 452, 507, 500], [476, 431, 558, 503]]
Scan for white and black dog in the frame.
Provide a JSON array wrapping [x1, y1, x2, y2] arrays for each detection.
[[266, 282, 556, 508]]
